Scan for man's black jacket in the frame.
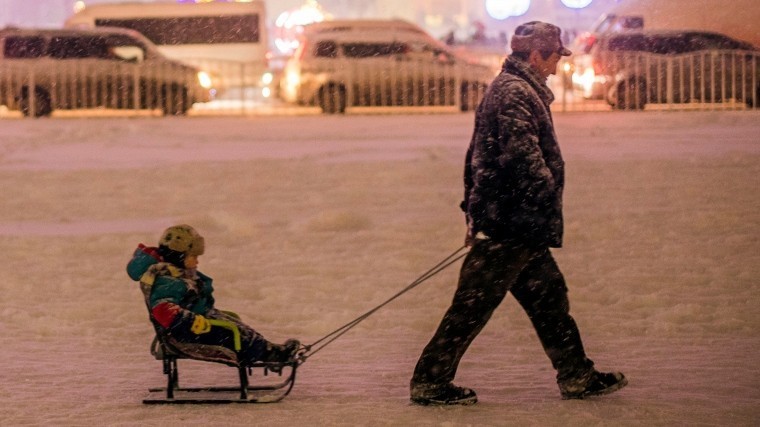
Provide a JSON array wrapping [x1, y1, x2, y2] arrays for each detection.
[[463, 56, 565, 248]]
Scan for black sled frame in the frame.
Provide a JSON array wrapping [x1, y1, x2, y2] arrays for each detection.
[[143, 335, 298, 405]]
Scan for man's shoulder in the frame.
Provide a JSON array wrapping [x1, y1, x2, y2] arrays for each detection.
[[491, 70, 535, 94], [482, 73, 538, 111]]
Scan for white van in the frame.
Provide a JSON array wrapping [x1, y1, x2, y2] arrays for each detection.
[[65, 1, 271, 95], [280, 19, 495, 113]]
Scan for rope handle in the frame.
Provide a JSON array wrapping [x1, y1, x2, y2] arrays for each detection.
[[298, 245, 469, 363]]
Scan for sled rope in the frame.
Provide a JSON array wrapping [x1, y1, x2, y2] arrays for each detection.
[[298, 245, 469, 362]]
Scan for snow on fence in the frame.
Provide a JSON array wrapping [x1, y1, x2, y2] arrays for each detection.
[[1, 50, 758, 117]]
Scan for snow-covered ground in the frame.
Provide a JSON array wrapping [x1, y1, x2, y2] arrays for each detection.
[[1, 110, 758, 426]]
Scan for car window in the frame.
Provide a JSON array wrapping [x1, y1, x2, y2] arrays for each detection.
[[620, 16, 644, 31], [685, 33, 752, 51], [408, 42, 453, 63], [314, 40, 338, 58], [593, 15, 644, 34], [647, 35, 688, 54], [607, 34, 689, 54], [105, 34, 146, 62], [607, 34, 647, 52], [341, 42, 407, 58], [4, 36, 46, 58], [48, 36, 110, 59]]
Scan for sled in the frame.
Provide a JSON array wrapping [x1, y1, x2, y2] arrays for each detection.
[[130, 245, 300, 404], [142, 332, 299, 405]]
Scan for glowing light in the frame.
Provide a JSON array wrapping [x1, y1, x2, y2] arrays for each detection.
[[197, 71, 212, 89], [485, 0, 531, 20], [273, 1, 330, 55], [561, 0, 593, 8], [73, 1, 86, 13]]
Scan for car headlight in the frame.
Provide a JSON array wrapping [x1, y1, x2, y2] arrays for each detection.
[[261, 72, 274, 86], [197, 71, 212, 89]]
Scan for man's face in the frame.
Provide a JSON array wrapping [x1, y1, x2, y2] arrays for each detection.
[[531, 50, 562, 80]]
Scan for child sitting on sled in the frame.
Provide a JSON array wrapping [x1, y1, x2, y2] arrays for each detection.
[[127, 224, 300, 366]]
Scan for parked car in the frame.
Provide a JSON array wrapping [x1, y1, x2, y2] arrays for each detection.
[[570, 30, 759, 109], [279, 19, 495, 114], [0, 26, 213, 117]]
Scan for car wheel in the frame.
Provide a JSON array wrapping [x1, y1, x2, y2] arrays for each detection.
[[20, 87, 52, 118], [161, 85, 189, 116], [318, 84, 346, 114], [615, 79, 646, 111]]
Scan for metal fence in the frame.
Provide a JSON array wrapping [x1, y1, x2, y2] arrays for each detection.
[[0, 58, 212, 117], [279, 55, 492, 114], [1, 50, 758, 118], [558, 49, 759, 112]]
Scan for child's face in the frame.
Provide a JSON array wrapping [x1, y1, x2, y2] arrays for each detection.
[[184, 254, 199, 270]]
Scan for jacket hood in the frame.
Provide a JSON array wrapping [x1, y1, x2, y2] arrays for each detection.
[[126, 244, 162, 281]]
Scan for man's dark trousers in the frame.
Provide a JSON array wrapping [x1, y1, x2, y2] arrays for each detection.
[[411, 238, 594, 389]]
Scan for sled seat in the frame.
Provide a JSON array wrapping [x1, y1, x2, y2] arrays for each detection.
[[143, 317, 298, 405]]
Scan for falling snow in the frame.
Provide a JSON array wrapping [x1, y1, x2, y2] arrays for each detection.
[[0, 111, 758, 425]]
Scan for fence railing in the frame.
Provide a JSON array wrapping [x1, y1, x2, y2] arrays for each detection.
[[557, 49, 759, 112], [1, 50, 758, 117], [0, 58, 214, 117], [278, 54, 493, 114]]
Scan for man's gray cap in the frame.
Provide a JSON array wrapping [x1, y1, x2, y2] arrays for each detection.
[[510, 21, 572, 56]]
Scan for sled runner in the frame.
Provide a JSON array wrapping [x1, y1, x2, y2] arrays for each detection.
[[142, 326, 300, 404]]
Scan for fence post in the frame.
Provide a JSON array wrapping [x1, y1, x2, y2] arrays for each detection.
[[30, 70, 37, 116]]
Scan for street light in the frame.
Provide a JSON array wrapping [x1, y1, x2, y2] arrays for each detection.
[[485, 0, 531, 20], [560, 0, 593, 8]]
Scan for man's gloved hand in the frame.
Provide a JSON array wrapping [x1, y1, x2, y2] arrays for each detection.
[[464, 229, 475, 247], [190, 314, 212, 334]]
